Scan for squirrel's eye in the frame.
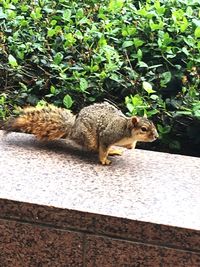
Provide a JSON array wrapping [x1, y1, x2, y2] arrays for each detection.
[[141, 126, 147, 132]]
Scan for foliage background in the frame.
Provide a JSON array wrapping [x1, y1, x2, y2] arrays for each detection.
[[0, 0, 200, 155]]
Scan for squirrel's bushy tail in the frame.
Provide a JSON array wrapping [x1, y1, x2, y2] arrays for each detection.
[[3, 105, 75, 140]]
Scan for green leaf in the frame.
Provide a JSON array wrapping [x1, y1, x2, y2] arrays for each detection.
[[180, 17, 189, 33], [50, 20, 57, 26], [47, 28, 56, 37], [63, 94, 73, 109], [137, 49, 143, 61], [146, 109, 159, 117], [8, 54, 18, 67], [137, 8, 148, 17], [78, 17, 90, 25], [63, 9, 71, 21], [133, 38, 144, 49], [76, 8, 84, 19], [53, 52, 63, 65], [50, 86, 56, 95], [192, 103, 200, 117], [80, 78, 88, 92], [19, 82, 28, 91], [182, 47, 189, 55], [149, 20, 164, 31], [0, 7, 7, 19], [75, 30, 83, 40], [110, 73, 121, 82], [126, 103, 134, 113], [30, 7, 42, 20], [163, 32, 172, 46], [150, 94, 159, 100], [175, 111, 192, 116], [183, 36, 195, 47], [148, 64, 163, 69], [131, 94, 143, 106], [122, 26, 136, 37], [108, 0, 124, 13], [138, 61, 148, 68], [186, 7, 193, 16], [98, 36, 107, 47], [157, 124, 171, 134], [161, 71, 172, 86], [122, 41, 133, 48], [64, 33, 76, 46], [194, 110, 200, 117], [192, 19, 200, 27], [36, 100, 47, 108], [194, 27, 200, 38], [142, 81, 155, 94], [154, 0, 166, 15]]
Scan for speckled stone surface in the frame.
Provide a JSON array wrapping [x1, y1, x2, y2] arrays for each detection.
[[0, 219, 83, 267], [1, 131, 200, 230], [0, 131, 200, 266]]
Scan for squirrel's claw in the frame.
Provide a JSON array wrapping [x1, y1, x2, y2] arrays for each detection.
[[100, 158, 112, 165]]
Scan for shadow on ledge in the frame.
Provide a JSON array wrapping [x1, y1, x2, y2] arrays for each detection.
[[3, 131, 99, 165]]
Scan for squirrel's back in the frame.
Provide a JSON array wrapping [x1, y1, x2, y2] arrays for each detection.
[[71, 102, 126, 150], [4, 105, 75, 140]]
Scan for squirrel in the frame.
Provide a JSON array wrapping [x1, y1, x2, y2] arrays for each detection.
[[3, 102, 158, 165]]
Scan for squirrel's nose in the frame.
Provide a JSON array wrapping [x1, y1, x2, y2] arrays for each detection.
[[154, 130, 159, 140]]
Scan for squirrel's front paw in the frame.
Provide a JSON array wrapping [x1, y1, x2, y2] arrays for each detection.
[[108, 148, 123, 156], [100, 158, 112, 165]]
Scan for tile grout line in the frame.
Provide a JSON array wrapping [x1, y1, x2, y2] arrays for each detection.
[[0, 216, 200, 255]]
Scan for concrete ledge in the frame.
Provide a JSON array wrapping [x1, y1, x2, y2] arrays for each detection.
[[0, 131, 200, 266]]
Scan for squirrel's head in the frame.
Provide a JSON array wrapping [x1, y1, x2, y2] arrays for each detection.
[[129, 116, 159, 142]]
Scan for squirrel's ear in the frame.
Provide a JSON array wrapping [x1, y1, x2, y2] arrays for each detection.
[[131, 116, 139, 126]]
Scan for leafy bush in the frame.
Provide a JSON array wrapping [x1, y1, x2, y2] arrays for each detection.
[[0, 0, 199, 155]]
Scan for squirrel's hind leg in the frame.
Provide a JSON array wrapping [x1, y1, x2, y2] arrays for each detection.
[[99, 145, 111, 165]]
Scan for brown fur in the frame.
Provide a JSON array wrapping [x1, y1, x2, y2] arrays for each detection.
[[69, 103, 158, 164], [4, 105, 75, 140], [3, 102, 158, 165]]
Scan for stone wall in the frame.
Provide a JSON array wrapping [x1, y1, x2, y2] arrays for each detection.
[[0, 131, 200, 266]]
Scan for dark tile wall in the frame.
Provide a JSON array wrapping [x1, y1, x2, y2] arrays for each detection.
[[1, 199, 200, 252], [85, 236, 200, 267], [0, 218, 200, 267], [0, 219, 84, 267]]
